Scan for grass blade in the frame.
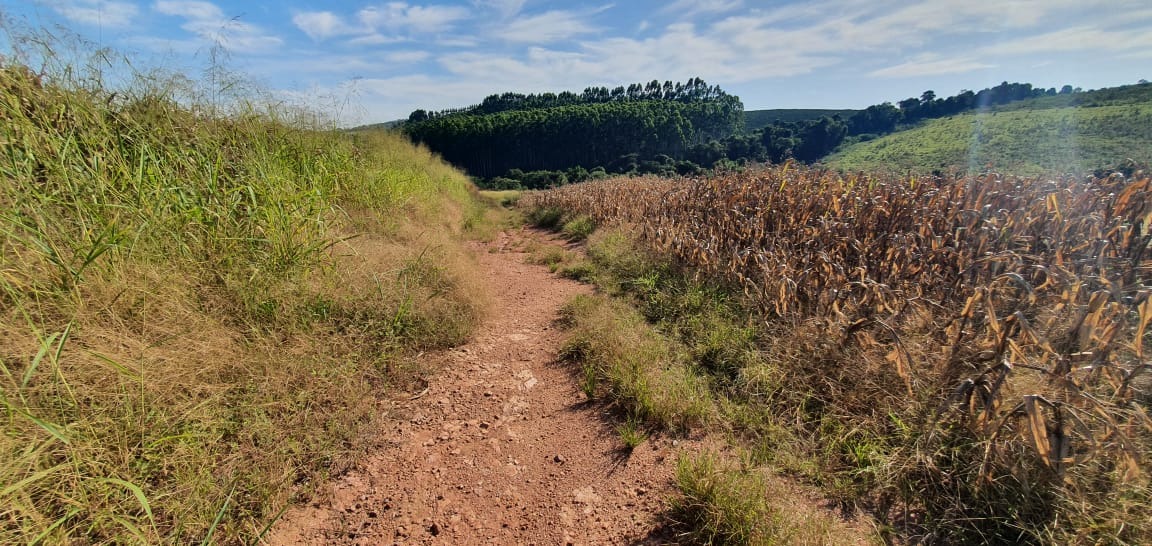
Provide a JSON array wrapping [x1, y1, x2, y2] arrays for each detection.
[[22, 332, 60, 389], [96, 478, 155, 529], [29, 508, 80, 545], [201, 483, 235, 546], [0, 463, 69, 499]]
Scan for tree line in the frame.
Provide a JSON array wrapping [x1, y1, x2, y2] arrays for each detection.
[[408, 77, 735, 122], [403, 80, 1079, 189], [704, 81, 1081, 171], [404, 78, 744, 181]]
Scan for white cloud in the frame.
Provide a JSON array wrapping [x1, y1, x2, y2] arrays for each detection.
[[663, 0, 743, 18], [152, 0, 281, 53], [293, 11, 357, 41], [183, 20, 282, 52], [259, 0, 1152, 123], [698, 0, 1145, 57], [262, 55, 377, 75], [330, 12, 840, 123], [833, 0, 1133, 39], [337, 74, 501, 123], [411, 0, 1143, 112], [500, 10, 599, 43], [977, 26, 1152, 56], [1121, 50, 1152, 60], [44, 0, 139, 28], [436, 36, 480, 47], [869, 54, 994, 78], [121, 34, 201, 53], [153, 0, 220, 20], [473, 0, 526, 19], [357, 3, 471, 34], [435, 20, 837, 97], [385, 50, 431, 63], [346, 33, 409, 46], [253, 49, 432, 77], [296, 2, 471, 44]]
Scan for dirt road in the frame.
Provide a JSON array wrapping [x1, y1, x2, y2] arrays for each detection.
[[267, 228, 684, 545]]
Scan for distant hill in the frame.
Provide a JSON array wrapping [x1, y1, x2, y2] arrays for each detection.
[[827, 83, 1152, 175], [348, 119, 404, 131], [744, 109, 858, 132]]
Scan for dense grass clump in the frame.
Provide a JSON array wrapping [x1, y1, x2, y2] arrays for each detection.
[[559, 294, 713, 431], [0, 37, 483, 544], [673, 451, 862, 545]]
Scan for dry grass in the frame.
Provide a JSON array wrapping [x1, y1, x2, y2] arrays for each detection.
[[525, 165, 1152, 543], [674, 450, 874, 546], [554, 279, 872, 543], [559, 294, 714, 431], [0, 28, 485, 544], [461, 189, 523, 242]]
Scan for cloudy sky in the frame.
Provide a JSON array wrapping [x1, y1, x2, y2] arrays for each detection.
[[7, 0, 1152, 124]]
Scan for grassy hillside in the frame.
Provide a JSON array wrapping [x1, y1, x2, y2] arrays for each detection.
[[996, 82, 1152, 111], [744, 108, 857, 131], [829, 86, 1152, 174], [0, 44, 488, 543], [348, 119, 405, 131]]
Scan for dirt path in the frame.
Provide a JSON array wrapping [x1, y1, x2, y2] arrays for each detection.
[[267, 228, 683, 545]]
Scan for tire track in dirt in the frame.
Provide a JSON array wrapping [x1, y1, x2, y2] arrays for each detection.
[[267, 228, 683, 545]]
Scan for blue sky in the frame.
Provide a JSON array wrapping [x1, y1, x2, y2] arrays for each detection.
[[6, 0, 1152, 125]]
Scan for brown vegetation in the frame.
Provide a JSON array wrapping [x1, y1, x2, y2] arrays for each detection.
[[523, 165, 1152, 543]]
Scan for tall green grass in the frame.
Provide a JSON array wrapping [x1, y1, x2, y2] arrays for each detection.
[[1, 27, 483, 544]]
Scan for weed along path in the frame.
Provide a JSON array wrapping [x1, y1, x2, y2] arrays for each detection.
[[267, 228, 680, 545]]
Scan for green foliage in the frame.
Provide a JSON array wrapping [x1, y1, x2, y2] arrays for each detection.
[[418, 81, 1151, 187], [558, 294, 714, 431], [672, 451, 855, 545], [527, 245, 571, 268], [829, 102, 1152, 174], [616, 417, 647, 451], [560, 215, 596, 241], [527, 206, 565, 229], [0, 30, 480, 544], [744, 109, 859, 132], [414, 77, 738, 119], [526, 242, 596, 280], [476, 157, 707, 189], [557, 261, 596, 282], [581, 231, 765, 396], [984, 81, 1152, 111], [740, 83, 1152, 169], [405, 78, 744, 178]]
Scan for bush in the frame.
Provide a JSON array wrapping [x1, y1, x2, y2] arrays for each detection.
[[527, 206, 565, 229], [561, 215, 597, 241]]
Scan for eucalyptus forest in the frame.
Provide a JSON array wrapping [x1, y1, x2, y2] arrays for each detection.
[[403, 79, 1089, 188]]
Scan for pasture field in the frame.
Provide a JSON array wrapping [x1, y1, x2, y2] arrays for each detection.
[[524, 166, 1152, 544], [829, 103, 1152, 175]]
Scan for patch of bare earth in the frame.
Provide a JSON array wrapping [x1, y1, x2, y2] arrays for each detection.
[[267, 228, 680, 545]]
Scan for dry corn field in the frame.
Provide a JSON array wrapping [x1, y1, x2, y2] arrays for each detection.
[[524, 165, 1152, 541]]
